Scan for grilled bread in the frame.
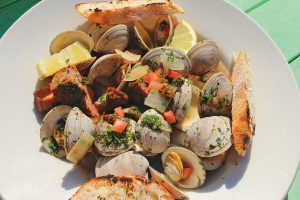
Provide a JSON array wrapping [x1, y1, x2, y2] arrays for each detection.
[[69, 174, 175, 200], [231, 49, 256, 157], [75, 0, 183, 25]]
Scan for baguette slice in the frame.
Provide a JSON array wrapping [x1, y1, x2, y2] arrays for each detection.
[[231, 49, 256, 157], [75, 0, 183, 25], [69, 174, 175, 200]]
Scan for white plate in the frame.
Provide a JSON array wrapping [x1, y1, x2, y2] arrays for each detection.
[[0, 0, 299, 199]]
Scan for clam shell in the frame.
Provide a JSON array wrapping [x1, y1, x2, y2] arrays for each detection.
[[87, 23, 112, 44], [87, 54, 123, 85], [141, 47, 191, 77], [171, 79, 192, 122], [64, 107, 95, 153], [94, 119, 136, 156], [95, 151, 149, 178], [139, 16, 160, 35], [199, 72, 232, 117], [50, 30, 94, 54], [187, 40, 221, 75], [162, 147, 206, 188], [133, 21, 154, 51], [185, 116, 232, 157], [95, 24, 130, 54], [136, 109, 170, 154], [201, 152, 227, 171], [40, 105, 72, 157], [154, 16, 174, 47]]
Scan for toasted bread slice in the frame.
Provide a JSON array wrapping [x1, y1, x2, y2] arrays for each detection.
[[69, 175, 175, 200], [75, 0, 183, 25], [231, 49, 256, 157]]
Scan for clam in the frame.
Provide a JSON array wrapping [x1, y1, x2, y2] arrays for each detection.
[[135, 109, 171, 154], [94, 118, 136, 156], [176, 85, 200, 132], [170, 78, 192, 122], [187, 40, 221, 75], [50, 30, 94, 54], [95, 24, 130, 54], [199, 72, 232, 117], [64, 107, 95, 153], [154, 16, 174, 47], [40, 105, 72, 157], [133, 21, 154, 51], [185, 116, 232, 157], [95, 151, 149, 178], [87, 54, 123, 86], [138, 16, 160, 35], [161, 146, 206, 188], [141, 47, 191, 77], [149, 166, 189, 199]]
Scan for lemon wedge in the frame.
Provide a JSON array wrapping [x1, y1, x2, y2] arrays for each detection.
[[169, 20, 197, 54], [36, 41, 92, 80]]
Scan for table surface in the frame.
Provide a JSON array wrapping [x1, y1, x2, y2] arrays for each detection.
[[0, 0, 299, 199]]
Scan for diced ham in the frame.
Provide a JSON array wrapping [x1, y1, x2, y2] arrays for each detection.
[[33, 86, 60, 112]]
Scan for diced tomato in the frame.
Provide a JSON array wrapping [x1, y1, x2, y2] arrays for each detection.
[[140, 84, 149, 95], [143, 72, 160, 84], [148, 80, 163, 91], [160, 83, 175, 98], [112, 119, 128, 134], [154, 67, 166, 79], [163, 110, 176, 124], [164, 24, 170, 36], [182, 167, 193, 179], [167, 70, 182, 79], [114, 106, 124, 117]]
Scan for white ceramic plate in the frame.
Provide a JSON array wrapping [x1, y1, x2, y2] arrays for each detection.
[[0, 0, 299, 199]]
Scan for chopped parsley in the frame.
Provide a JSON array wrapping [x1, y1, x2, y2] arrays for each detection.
[[141, 114, 163, 131]]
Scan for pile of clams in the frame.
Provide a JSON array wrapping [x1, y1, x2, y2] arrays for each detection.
[[38, 13, 237, 199]]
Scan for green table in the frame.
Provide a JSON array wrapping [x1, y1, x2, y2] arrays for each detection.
[[0, 0, 299, 199]]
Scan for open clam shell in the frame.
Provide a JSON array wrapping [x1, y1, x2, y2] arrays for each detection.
[[141, 47, 191, 77], [50, 30, 94, 54], [199, 72, 232, 117], [87, 54, 123, 85], [201, 152, 227, 171], [95, 24, 130, 54], [64, 107, 95, 153], [139, 16, 160, 36], [133, 21, 154, 51], [40, 105, 72, 157], [95, 151, 149, 178], [87, 23, 112, 44], [162, 146, 206, 188], [136, 109, 171, 154], [94, 118, 136, 156], [185, 116, 232, 158], [187, 40, 221, 75], [154, 16, 174, 47]]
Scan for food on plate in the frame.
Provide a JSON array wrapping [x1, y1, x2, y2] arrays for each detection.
[[75, 0, 183, 25], [34, 0, 255, 198], [232, 48, 256, 157], [70, 175, 174, 200]]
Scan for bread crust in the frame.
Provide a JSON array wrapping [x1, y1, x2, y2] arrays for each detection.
[[231, 49, 256, 157], [75, 0, 183, 25], [69, 174, 175, 200]]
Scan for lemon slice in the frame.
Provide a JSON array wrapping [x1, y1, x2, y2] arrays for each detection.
[[169, 20, 197, 54], [36, 41, 92, 80]]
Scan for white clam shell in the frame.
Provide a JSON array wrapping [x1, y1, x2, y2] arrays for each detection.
[[40, 105, 72, 157], [133, 21, 154, 51], [136, 109, 170, 154], [199, 72, 232, 117], [87, 23, 112, 44], [187, 40, 221, 75], [154, 16, 174, 47], [87, 54, 123, 85], [185, 116, 232, 157], [141, 47, 192, 77], [201, 152, 227, 171], [171, 79, 192, 122], [64, 107, 95, 153], [95, 24, 130, 54], [50, 30, 94, 54], [95, 151, 149, 178], [162, 147, 206, 188], [94, 119, 136, 156]]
